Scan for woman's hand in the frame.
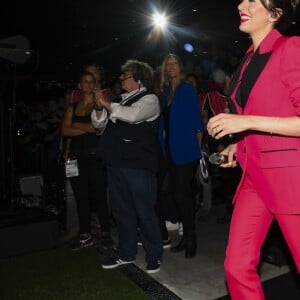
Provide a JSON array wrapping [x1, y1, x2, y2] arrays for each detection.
[[219, 144, 237, 168], [94, 88, 111, 111], [207, 113, 250, 139]]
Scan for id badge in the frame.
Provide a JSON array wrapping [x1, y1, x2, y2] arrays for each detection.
[[65, 159, 79, 178]]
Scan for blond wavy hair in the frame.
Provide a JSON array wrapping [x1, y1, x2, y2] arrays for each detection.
[[160, 54, 186, 92]]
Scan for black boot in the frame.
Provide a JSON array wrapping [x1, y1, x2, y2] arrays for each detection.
[[185, 235, 197, 259], [170, 237, 186, 253]]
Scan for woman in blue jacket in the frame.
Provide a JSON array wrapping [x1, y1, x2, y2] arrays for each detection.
[[159, 53, 204, 258]]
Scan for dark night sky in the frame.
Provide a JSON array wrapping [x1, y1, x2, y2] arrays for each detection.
[[0, 0, 298, 81], [1, 1, 245, 79]]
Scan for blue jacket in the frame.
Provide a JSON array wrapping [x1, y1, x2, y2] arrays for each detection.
[[159, 82, 204, 164]]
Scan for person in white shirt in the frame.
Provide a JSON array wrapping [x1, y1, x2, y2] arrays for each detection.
[[91, 59, 163, 274]]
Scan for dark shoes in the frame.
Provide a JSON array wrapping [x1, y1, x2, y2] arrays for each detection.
[[163, 239, 171, 249], [146, 260, 161, 274], [71, 235, 93, 251], [102, 254, 135, 269], [171, 236, 197, 258]]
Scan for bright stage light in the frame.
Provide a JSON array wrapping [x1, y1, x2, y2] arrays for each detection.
[[152, 13, 167, 29]]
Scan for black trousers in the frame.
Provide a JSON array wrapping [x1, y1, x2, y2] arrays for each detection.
[[156, 149, 178, 240], [70, 154, 110, 234], [169, 160, 198, 237]]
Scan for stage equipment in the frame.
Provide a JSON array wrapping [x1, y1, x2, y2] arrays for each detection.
[[0, 36, 31, 204]]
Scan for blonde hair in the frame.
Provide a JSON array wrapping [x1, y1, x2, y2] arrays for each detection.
[[160, 54, 186, 91]]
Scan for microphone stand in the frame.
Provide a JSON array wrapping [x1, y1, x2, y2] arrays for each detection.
[[8, 63, 17, 206], [0, 87, 6, 205]]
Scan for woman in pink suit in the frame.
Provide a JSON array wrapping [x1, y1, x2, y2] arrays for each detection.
[[207, 0, 300, 299]]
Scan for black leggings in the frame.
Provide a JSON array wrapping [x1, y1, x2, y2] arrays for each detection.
[[70, 154, 110, 234], [169, 160, 198, 237]]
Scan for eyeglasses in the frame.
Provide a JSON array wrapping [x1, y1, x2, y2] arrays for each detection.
[[120, 72, 133, 81], [120, 76, 133, 82]]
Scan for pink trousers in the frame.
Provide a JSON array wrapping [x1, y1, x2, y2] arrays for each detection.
[[224, 174, 300, 300]]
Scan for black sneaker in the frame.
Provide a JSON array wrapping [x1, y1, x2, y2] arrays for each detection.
[[102, 255, 135, 269], [71, 236, 93, 251], [163, 239, 171, 249], [146, 260, 161, 274]]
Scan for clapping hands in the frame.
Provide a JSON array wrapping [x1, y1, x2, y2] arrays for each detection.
[[94, 88, 111, 111]]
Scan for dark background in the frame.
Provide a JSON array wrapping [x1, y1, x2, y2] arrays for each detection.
[[1, 0, 298, 82], [0, 0, 298, 206], [1, 1, 246, 80]]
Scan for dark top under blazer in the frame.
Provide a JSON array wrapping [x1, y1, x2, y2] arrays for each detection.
[[229, 29, 300, 214]]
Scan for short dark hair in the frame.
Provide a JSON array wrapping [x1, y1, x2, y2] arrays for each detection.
[[260, 0, 299, 31]]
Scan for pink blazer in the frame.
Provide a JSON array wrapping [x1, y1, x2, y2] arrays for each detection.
[[230, 29, 300, 214]]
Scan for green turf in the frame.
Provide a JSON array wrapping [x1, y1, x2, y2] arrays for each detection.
[[0, 247, 149, 300]]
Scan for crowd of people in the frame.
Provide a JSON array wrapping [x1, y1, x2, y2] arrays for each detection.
[[14, 0, 300, 297], [16, 54, 237, 270], [16, 96, 65, 176]]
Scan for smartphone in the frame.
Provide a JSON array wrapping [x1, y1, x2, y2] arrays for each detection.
[[209, 153, 229, 165]]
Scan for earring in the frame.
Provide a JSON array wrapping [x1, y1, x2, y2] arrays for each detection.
[[270, 10, 278, 18]]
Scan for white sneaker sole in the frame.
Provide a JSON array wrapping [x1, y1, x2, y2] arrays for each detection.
[[102, 260, 135, 269], [163, 243, 171, 249], [147, 267, 160, 274]]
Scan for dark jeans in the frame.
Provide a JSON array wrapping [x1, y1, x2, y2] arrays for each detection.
[[106, 166, 163, 263], [169, 160, 198, 237], [70, 154, 110, 234]]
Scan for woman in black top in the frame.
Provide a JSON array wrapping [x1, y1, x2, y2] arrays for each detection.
[[62, 72, 112, 250]]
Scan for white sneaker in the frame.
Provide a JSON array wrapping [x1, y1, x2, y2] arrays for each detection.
[[178, 222, 183, 236], [165, 221, 179, 231]]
